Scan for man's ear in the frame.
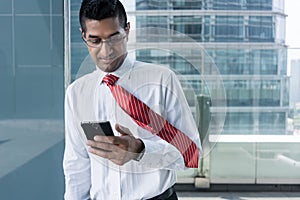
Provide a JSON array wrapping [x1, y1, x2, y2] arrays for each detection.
[[80, 28, 85, 39], [124, 22, 130, 41], [125, 22, 130, 33]]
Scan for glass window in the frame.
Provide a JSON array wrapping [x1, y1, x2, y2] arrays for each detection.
[[136, 0, 203, 10], [224, 112, 254, 134], [136, 0, 273, 11], [247, 0, 272, 10], [136, 49, 198, 75], [224, 80, 281, 107], [71, 15, 82, 43], [259, 112, 286, 133], [0, 17, 13, 117], [213, 50, 249, 75], [223, 112, 286, 135], [173, 16, 202, 41], [207, 49, 278, 75], [215, 16, 244, 42], [137, 16, 168, 29], [260, 50, 278, 74], [204, 16, 211, 41], [14, 0, 50, 14], [248, 16, 274, 42], [213, 0, 246, 10], [136, 0, 168, 10], [172, 0, 202, 10], [136, 16, 169, 42], [0, 0, 11, 14]]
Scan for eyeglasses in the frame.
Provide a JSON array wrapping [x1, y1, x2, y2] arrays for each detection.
[[82, 33, 127, 48]]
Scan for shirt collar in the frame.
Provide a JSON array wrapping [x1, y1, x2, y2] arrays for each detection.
[[96, 54, 134, 84]]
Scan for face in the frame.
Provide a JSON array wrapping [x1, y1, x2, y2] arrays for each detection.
[[82, 17, 129, 72]]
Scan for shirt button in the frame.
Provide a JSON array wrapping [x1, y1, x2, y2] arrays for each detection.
[[113, 193, 118, 199]]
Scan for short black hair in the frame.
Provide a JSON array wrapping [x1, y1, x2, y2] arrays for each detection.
[[79, 0, 127, 33]]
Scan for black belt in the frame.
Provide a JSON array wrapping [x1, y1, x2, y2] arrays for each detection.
[[147, 186, 175, 200]]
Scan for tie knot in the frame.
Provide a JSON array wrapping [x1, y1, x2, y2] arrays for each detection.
[[102, 74, 119, 86]]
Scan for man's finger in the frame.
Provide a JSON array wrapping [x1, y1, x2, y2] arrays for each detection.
[[88, 147, 112, 159], [87, 140, 115, 151], [93, 135, 121, 144], [115, 124, 131, 136]]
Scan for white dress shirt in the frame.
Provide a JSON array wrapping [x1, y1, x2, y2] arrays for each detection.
[[63, 56, 202, 200]]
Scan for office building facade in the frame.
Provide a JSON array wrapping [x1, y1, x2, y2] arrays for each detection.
[[131, 0, 288, 135]]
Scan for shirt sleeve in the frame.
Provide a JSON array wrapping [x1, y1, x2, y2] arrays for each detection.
[[63, 86, 91, 200], [136, 71, 202, 170]]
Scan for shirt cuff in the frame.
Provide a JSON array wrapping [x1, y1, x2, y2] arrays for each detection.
[[136, 138, 185, 169]]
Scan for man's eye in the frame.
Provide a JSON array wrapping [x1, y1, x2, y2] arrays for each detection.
[[89, 39, 101, 44], [109, 36, 123, 44], [109, 36, 119, 42]]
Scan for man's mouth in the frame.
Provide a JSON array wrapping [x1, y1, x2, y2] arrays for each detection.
[[100, 57, 114, 64]]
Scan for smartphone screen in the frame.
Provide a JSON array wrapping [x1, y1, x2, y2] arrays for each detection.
[[81, 121, 114, 140]]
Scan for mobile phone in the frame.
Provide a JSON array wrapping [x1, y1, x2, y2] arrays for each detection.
[[81, 121, 114, 140]]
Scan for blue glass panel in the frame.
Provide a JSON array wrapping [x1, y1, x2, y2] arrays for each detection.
[[259, 112, 286, 133], [224, 112, 254, 134], [215, 16, 244, 42], [135, 49, 199, 75], [208, 49, 278, 75], [223, 112, 286, 135], [52, 16, 64, 66], [249, 16, 274, 42], [15, 16, 51, 66], [223, 80, 281, 107], [71, 1, 81, 13], [0, 17, 13, 118], [173, 16, 202, 41], [247, 0, 272, 10], [14, 0, 50, 14], [136, 16, 168, 29], [15, 67, 55, 118], [0, 1, 65, 200], [0, 0, 12, 14], [0, 17, 13, 70], [71, 15, 82, 43], [172, 0, 202, 10], [136, 0, 167, 10], [213, 0, 245, 10], [70, 45, 89, 81], [52, 0, 63, 14]]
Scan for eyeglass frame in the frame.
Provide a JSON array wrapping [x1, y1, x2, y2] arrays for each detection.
[[82, 32, 127, 49]]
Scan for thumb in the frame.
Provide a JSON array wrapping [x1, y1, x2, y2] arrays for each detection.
[[115, 124, 131, 136]]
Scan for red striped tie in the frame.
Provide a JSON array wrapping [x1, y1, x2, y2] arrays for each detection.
[[103, 74, 199, 168]]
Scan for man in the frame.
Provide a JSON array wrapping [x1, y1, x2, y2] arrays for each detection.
[[63, 0, 202, 199]]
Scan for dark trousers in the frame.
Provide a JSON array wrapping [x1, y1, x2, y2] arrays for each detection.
[[147, 186, 178, 200], [164, 192, 178, 200]]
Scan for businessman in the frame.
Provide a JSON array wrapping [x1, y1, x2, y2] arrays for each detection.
[[63, 0, 202, 199]]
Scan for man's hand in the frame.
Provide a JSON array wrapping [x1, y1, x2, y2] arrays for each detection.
[[86, 123, 145, 165]]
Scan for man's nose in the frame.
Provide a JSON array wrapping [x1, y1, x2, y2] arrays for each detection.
[[99, 42, 113, 58]]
